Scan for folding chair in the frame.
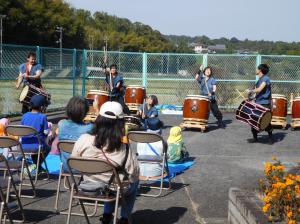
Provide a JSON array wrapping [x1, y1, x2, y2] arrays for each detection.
[[66, 157, 132, 224], [54, 140, 99, 217], [0, 154, 26, 223], [0, 136, 36, 198], [5, 125, 50, 185], [127, 130, 171, 197]]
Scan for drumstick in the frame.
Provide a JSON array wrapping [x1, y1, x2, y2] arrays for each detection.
[[142, 98, 146, 118], [235, 89, 247, 100]]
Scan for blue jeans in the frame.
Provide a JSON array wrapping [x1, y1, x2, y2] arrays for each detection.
[[104, 181, 139, 219], [61, 151, 71, 173]]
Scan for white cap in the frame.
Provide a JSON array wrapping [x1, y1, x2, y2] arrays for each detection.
[[99, 101, 124, 119]]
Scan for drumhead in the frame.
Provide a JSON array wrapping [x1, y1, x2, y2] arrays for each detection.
[[294, 96, 300, 100], [260, 111, 272, 130], [87, 90, 109, 95], [185, 95, 210, 100], [19, 85, 29, 101], [272, 94, 286, 99], [126, 85, 145, 89]]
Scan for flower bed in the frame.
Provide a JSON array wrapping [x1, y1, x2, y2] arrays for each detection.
[[259, 157, 300, 223]]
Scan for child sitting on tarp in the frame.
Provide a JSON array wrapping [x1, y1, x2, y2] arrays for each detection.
[[137, 95, 163, 134], [167, 126, 189, 163]]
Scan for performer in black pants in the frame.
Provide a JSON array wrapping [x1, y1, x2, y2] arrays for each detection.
[[195, 65, 225, 128], [246, 64, 274, 144], [105, 64, 130, 114], [16, 52, 44, 114]]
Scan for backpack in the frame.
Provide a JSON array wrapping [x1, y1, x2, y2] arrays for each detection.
[[167, 141, 189, 164]]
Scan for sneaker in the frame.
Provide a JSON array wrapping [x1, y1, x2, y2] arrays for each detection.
[[23, 164, 37, 176], [247, 138, 258, 143], [100, 213, 113, 224]]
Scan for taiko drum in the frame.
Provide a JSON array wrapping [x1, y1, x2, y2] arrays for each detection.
[[271, 94, 287, 118], [125, 85, 146, 105], [183, 95, 210, 121], [85, 90, 109, 114], [292, 97, 300, 119]]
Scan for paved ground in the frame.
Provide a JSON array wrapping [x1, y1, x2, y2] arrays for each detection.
[[6, 113, 300, 223]]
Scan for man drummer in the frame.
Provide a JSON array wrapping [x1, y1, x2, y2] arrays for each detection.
[[195, 65, 225, 128], [105, 63, 130, 114], [16, 52, 44, 113], [246, 64, 274, 144]]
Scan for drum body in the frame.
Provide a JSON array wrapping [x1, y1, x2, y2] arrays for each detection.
[[236, 100, 272, 131], [125, 85, 146, 105], [86, 90, 109, 114], [19, 84, 51, 107], [292, 97, 300, 119], [183, 95, 210, 122], [124, 115, 142, 131], [272, 94, 287, 118]]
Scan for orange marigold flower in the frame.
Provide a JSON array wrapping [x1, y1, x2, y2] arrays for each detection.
[[268, 215, 273, 221], [288, 220, 296, 224], [285, 178, 294, 186], [287, 211, 293, 218], [272, 156, 277, 161], [276, 165, 285, 171], [262, 204, 270, 213], [295, 175, 300, 182]]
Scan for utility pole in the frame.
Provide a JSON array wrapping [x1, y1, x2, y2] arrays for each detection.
[[0, 15, 6, 76], [56, 26, 63, 69]]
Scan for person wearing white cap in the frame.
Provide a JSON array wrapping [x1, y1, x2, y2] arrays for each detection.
[[72, 101, 139, 224]]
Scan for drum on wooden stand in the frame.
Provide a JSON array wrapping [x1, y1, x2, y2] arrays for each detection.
[[125, 85, 146, 112], [291, 96, 300, 130], [271, 94, 287, 128], [19, 84, 51, 107], [124, 115, 143, 131], [84, 90, 109, 122], [236, 100, 272, 131], [180, 95, 210, 132]]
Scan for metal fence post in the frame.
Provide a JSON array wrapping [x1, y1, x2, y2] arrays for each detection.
[[255, 54, 261, 81], [203, 53, 208, 67], [256, 54, 261, 68], [142, 52, 147, 87], [82, 49, 87, 96], [72, 48, 76, 96], [36, 46, 40, 64]]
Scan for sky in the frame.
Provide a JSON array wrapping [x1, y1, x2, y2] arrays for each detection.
[[66, 0, 300, 43]]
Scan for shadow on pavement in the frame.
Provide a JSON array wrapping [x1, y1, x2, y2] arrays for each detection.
[[132, 206, 188, 224]]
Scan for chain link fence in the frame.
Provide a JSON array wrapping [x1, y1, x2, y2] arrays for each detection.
[[1, 43, 300, 116], [0, 44, 82, 116]]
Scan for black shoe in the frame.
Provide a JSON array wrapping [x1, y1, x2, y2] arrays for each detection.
[[100, 213, 113, 224], [218, 120, 225, 129], [118, 218, 129, 224], [268, 137, 274, 145], [247, 138, 258, 143]]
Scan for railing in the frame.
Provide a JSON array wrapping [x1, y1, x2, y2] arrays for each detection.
[[1, 44, 299, 116]]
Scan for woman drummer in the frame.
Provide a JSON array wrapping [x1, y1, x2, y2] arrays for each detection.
[[246, 64, 274, 144], [195, 65, 225, 128], [16, 52, 44, 114]]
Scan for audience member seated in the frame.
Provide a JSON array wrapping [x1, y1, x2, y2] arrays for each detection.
[[137, 95, 163, 134], [0, 118, 10, 157], [167, 126, 189, 163], [72, 101, 139, 224], [21, 95, 50, 173], [58, 96, 93, 172]]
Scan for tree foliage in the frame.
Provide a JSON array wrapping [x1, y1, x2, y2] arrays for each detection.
[[0, 0, 299, 54]]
